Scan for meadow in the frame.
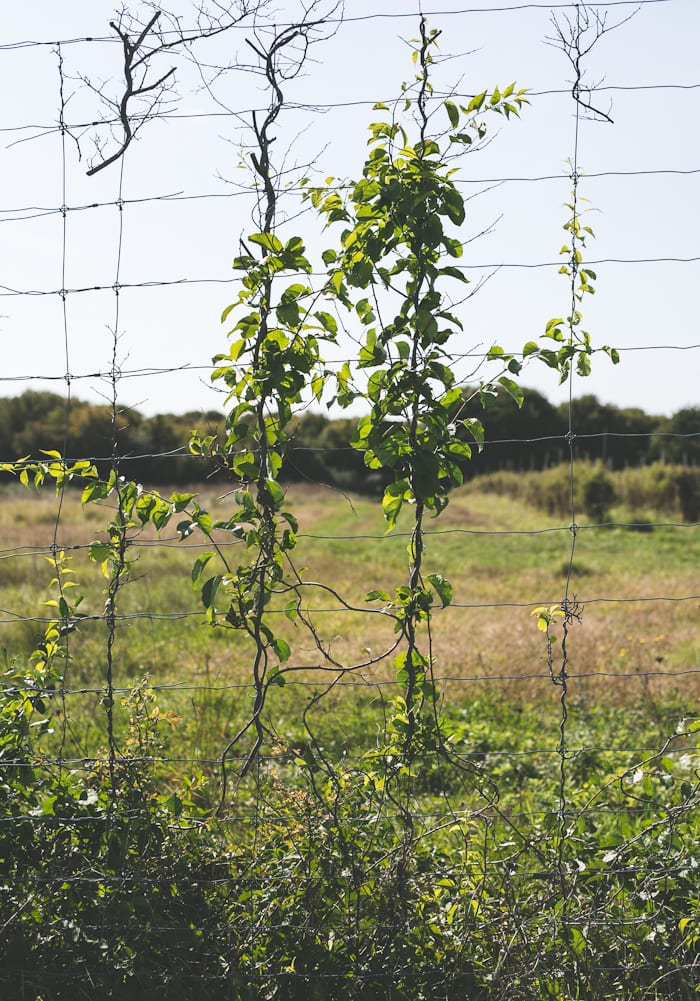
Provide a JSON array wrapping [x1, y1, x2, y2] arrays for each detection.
[[2, 471, 698, 759], [2, 469, 699, 999]]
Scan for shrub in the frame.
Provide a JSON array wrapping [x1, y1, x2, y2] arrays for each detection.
[[579, 462, 617, 523], [615, 464, 682, 514], [0, 668, 232, 1000], [675, 468, 700, 522]]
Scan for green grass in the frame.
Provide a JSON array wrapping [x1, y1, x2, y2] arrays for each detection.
[[1, 476, 698, 770], [2, 478, 699, 1000]]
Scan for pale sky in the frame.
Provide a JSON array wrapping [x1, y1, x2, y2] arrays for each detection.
[[1, 0, 698, 419]]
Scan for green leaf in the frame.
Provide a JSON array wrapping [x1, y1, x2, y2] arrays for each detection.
[[462, 417, 485, 450], [567, 926, 587, 957], [163, 793, 182, 817], [366, 589, 391, 602], [201, 575, 222, 610], [248, 231, 283, 254], [427, 573, 453, 608], [88, 541, 112, 565], [498, 376, 524, 407], [446, 440, 472, 461], [272, 637, 291, 663], [442, 187, 465, 225], [439, 265, 468, 284], [445, 100, 459, 128], [276, 300, 301, 327], [281, 510, 299, 533], [265, 479, 285, 505], [170, 492, 196, 512], [479, 385, 498, 409], [82, 478, 113, 504], [356, 298, 376, 325], [576, 352, 591, 377], [382, 479, 409, 530], [233, 451, 260, 480], [314, 310, 337, 335], [191, 553, 213, 589], [151, 501, 172, 532]]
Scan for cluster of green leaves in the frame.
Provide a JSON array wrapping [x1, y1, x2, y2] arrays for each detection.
[[295, 24, 544, 771], [179, 42, 358, 786], [0, 660, 232, 999], [538, 193, 620, 382], [305, 74, 530, 527], [0, 452, 94, 490]]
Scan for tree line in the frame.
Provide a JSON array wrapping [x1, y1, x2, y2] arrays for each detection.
[[0, 388, 697, 491]]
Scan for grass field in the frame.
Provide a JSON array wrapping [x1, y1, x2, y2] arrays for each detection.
[[3, 472, 700, 999], [1, 473, 698, 767]]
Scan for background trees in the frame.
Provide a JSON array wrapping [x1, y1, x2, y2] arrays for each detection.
[[0, 387, 690, 488]]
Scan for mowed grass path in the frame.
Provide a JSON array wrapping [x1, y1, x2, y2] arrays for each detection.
[[1, 480, 698, 761]]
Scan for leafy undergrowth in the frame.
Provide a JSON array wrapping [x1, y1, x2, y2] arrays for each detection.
[[2, 660, 699, 1000]]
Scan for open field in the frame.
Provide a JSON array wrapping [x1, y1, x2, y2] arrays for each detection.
[[2, 474, 700, 999], [1, 475, 698, 764]]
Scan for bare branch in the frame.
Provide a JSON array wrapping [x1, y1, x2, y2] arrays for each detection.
[[84, 3, 269, 176], [546, 3, 640, 124]]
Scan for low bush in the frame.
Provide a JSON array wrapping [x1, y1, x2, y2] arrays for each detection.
[[614, 464, 688, 515], [675, 468, 700, 522], [470, 462, 700, 522], [3, 652, 699, 1000]]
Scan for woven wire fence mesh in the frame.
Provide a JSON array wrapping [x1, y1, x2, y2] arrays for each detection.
[[1, 2, 699, 999]]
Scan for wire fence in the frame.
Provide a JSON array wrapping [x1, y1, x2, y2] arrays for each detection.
[[1, 2, 699, 999]]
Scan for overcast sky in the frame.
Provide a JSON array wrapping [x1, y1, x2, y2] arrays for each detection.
[[1, 0, 698, 420]]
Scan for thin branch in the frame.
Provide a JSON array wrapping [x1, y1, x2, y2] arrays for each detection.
[[546, 3, 640, 123], [85, 3, 267, 176]]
